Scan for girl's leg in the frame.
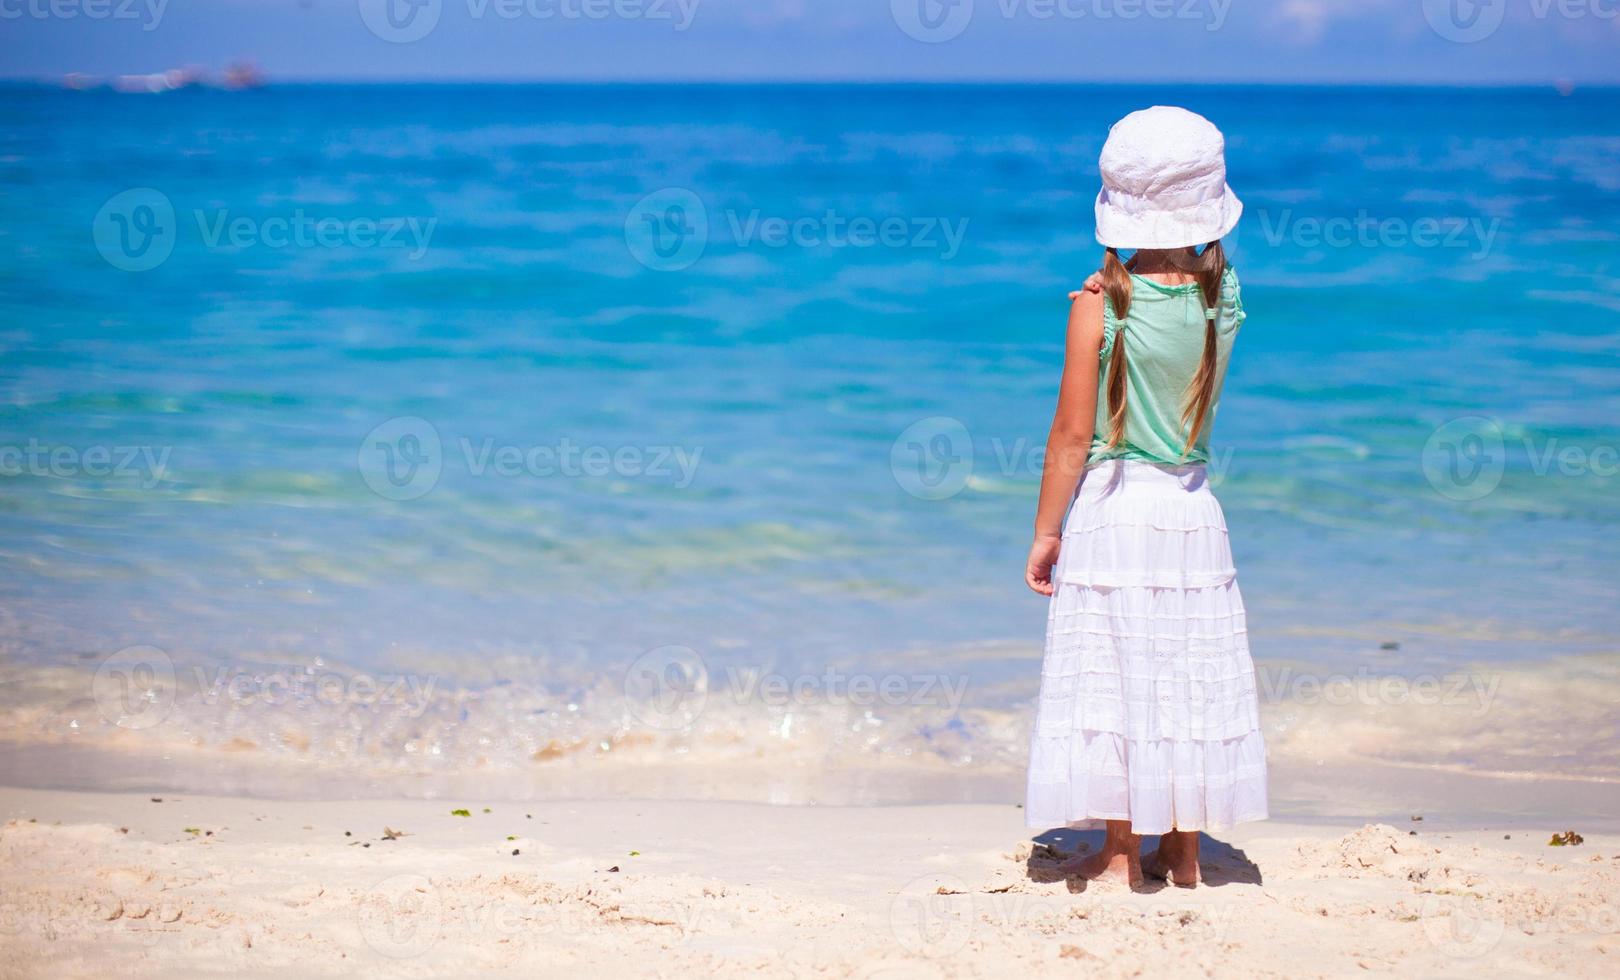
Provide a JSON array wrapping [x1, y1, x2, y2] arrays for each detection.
[[1063, 820, 1143, 886], [1143, 829, 1201, 887]]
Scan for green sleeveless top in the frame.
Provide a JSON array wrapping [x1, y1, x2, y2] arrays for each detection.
[[1088, 267, 1246, 467]]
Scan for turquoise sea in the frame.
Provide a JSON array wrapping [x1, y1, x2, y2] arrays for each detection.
[[1, 84, 1617, 809]]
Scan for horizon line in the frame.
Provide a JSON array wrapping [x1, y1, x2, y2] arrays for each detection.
[[2, 76, 1612, 90]]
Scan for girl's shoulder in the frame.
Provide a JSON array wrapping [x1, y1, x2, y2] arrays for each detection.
[[1222, 265, 1242, 290], [1221, 265, 1247, 329], [1216, 264, 1242, 299]]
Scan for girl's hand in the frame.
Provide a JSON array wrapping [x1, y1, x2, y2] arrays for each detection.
[[1025, 534, 1063, 596], [1067, 271, 1105, 302]]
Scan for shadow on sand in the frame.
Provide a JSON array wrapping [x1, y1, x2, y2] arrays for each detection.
[[1026, 827, 1263, 892]]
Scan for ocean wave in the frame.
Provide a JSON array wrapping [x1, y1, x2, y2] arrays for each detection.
[[1, 651, 1615, 804]]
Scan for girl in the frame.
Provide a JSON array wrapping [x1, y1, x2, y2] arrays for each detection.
[[1024, 107, 1268, 888]]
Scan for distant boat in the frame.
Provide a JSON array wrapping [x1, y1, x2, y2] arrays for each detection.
[[111, 73, 174, 94], [221, 62, 266, 91], [62, 63, 259, 93]]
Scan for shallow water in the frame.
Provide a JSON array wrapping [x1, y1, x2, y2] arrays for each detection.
[[1, 84, 1617, 805]]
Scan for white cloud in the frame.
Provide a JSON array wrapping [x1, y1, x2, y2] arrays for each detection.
[[740, 0, 809, 30], [1273, 0, 1399, 45]]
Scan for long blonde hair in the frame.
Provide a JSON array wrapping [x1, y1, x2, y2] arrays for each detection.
[[1099, 241, 1227, 457]]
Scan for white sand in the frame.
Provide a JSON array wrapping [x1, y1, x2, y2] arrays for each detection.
[[2, 788, 1616, 978]]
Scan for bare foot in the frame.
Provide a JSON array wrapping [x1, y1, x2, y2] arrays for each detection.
[[1143, 830, 1200, 887], [1058, 821, 1143, 887], [1063, 848, 1143, 887]]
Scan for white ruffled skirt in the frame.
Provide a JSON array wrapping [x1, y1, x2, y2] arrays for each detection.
[[1025, 459, 1268, 835]]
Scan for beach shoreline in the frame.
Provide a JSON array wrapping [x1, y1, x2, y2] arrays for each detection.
[[3, 787, 1617, 978], [3, 650, 1617, 819]]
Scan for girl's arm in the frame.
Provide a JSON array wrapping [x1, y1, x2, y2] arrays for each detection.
[[1025, 290, 1106, 596]]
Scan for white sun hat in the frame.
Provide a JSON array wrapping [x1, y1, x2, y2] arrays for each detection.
[[1094, 106, 1243, 250]]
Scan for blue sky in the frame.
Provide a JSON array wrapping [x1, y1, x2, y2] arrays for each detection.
[[2, 0, 1618, 84]]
